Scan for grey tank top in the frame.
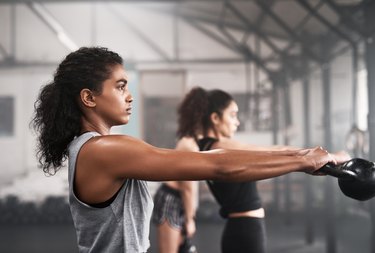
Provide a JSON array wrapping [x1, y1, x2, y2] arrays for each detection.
[[68, 132, 154, 253]]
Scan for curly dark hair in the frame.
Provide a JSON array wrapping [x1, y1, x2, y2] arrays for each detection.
[[31, 47, 123, 175], [177, 87, 234, 139]]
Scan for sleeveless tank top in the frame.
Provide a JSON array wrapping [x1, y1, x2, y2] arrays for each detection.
[[68, 132, 153, 253], [197, 137, 262, 218]]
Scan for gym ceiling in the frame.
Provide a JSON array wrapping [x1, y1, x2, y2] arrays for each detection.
[[0, 0, 373, 81]]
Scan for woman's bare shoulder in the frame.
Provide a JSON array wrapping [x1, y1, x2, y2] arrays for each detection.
[[214, 137, 259, 150], [175, 137, 199, 152], [87, 134, 149, 147], [79, 134, 153, 163]]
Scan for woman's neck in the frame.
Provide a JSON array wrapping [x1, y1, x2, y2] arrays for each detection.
[[206, 129, 220, 140], [80, 117, 111, 135]]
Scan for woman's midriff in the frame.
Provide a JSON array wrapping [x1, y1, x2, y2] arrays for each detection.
[[228, 207, 265, 218], [166, 181, 265, 218]]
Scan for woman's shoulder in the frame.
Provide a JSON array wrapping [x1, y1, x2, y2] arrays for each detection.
[[78, 134, 153, 161], [175, 137, 199, 152], [76, 134, 157, 178], [214, 137, 258, 150], [87, 133, 145, 145]]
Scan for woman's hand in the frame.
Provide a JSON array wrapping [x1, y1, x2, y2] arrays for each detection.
[[302, 146, 337, 174], [303, 147, 351, 175], [331, 150, 352, 164]]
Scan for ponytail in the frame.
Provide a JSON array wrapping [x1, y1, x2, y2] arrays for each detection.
[[177, 87, 209, 139], [177, 87, 235, 140]]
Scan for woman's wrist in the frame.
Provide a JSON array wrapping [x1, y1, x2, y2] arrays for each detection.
[[186, 216, 195, 222]]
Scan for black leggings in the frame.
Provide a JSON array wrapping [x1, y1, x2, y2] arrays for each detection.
[[221, 217, 267, 253]]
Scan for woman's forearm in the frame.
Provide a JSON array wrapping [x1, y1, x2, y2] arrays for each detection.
[[206, 147, 329, 182], [179, 181, 198, 221]]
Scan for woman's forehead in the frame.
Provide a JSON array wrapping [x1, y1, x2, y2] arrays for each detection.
[[226, 100, 238, 111], [110, 64, 128, 80]]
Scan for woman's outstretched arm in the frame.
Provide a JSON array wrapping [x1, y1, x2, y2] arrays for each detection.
[[78, 134, 342, 182], [213, 137, 350, 165]]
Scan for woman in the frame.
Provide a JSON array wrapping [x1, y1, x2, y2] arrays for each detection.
[[152, 136, 199, 253], [152, 87, 205, 253], [31, 47, 349, 253], [177, 87, 348, 253]]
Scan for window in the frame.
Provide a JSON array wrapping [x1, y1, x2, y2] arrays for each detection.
[[0, 96, 14, 136]]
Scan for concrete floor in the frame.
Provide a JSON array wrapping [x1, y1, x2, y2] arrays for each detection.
[[0, 211, 372, 253], [149, 212, 372, 253]]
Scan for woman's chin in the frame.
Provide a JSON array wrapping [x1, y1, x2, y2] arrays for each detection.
[[122, 116, 131, 124], [114, 118, 130, 126]]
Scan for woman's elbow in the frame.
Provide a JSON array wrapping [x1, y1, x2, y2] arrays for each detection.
[[213, 164, 248, 181]]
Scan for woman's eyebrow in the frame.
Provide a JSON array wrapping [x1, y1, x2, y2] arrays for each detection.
[[117, 78, 128, 84]]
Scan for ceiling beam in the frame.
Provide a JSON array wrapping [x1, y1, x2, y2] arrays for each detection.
[[183, 18, 241, 56], [217, 26, 276, 80], [147, 5, 289, 41], [324, 0, 366, 38], [264, 0, 324, 63], [27, 1, 78, 51], [107, 4, 172, 62], [254, 0, 323, 63], [297, 0, 354, 45], [225, 1, 283, 57]]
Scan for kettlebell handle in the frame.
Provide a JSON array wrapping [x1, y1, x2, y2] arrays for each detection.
[[318, 162, 357, 180]]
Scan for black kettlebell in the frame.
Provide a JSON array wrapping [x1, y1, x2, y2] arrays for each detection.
[[318, 158, 375, 201], [178, 238, 197, 253]]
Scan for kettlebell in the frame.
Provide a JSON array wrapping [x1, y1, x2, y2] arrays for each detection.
[[318, 158, 375, 201], [178, 238, 197, 253]]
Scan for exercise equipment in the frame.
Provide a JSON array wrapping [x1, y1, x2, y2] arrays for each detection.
[[178, 237, 197, 253], [319, 158, 375, 201]]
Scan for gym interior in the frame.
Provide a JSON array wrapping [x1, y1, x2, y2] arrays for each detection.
[[0, 1, 374, 252]]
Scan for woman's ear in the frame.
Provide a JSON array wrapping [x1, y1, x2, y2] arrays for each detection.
[[210, 112, 220, 125], [80, 89, 96, 108]]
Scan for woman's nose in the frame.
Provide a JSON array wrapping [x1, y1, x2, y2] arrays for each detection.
[[236, 118, 240, 126], [126, 93, 133, 103]]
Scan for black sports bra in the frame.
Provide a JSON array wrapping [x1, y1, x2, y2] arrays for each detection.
[[197, 137, 262, 218]]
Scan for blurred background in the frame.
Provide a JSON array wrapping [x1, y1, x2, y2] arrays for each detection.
[[0, 0, 374, 252]]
